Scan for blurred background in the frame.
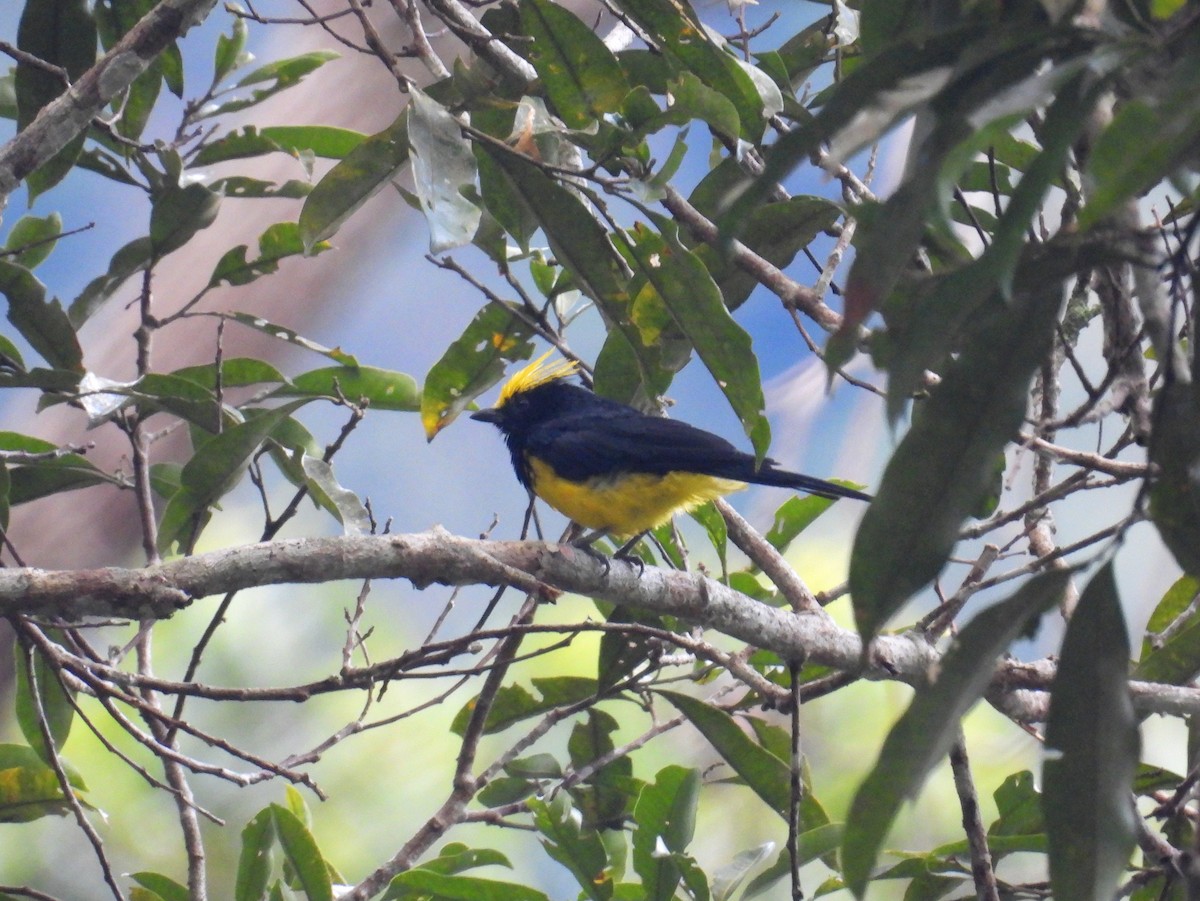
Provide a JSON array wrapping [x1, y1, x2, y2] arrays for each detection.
[[0, 0, 1182, 897]]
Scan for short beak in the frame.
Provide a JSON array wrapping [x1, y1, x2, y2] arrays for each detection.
[[470, 408, 501, 424]]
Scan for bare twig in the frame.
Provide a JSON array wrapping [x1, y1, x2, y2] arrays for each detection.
[[716, 498, 821, 614], [422, 0, 537, 82], [17, 637, 126, 901], [660, 186, 843, 331], [390, 0, 450, 79], [949, 731, 1000, 901]]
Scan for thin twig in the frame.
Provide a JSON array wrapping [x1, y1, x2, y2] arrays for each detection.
[[949, 731, 1000, 901], [17, 637, 126, 901], [390, 0, 450, 79]]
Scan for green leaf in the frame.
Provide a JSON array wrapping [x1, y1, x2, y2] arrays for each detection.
[[212, 14, 249, 85], [284, 784, 311, 827], [529, 795, 612, 901], [719, 26, 964, 231], [194, 128, 289, 165], [693, 197, 840, 311], [170, 358, 287, 390], [611, 0, 762, 139], [160, 40, 184, 96], [450, 677, 598, 736], [150, 462, 182, 500], [418, 844, 512, 876], [222, 313, 359, 366], [567, 709, 632, 830], [590, 287, 686, 407], [270, 804, 332, 901], [618, 219, 770, 460], [130, 873, 189, 901], [69, 236, 154, 326], [259, 417, 331, 516], [772, 14, 833, 82], [1149, 380, 1200, 576], [0, 260, 83, 370], [127, 372, 222, 432], [0, 70, 14, 120], [850, 63, 1093, 344], [477, 776, 534, 808], [114, 52, 162, 142], [0, 459, 10, 530], [711, 842, 774, 901], [150, 181, 222, 258], [421, 303, 535, 440], [597, 607, 663, 694], [15, 0, 97, 200], [475, 146, 539, 253], [988, 770, 1044, 842], [841, 570, 1069, 897], [5, 213, 63, 269], [742, 825, 844, 899], [0, 333, 26, 373], [659, 691, 789, 818], [1044, 563, 1139, 901], [130, 886, 167, 901], [386, 870, 549, 901], [688, 501, 728, 573], [632, 765, 700, 901], [209, 223, 327, 289], [200, 51, 339, 118], [763, 494, 836, 554], [1150, 0, 1187, 16], [520, 0, 630, 129], [1080, 54, 1200, 229], [195, 125, 365, 165], [14, 638, 76, 763], [407, 88, 481, 252], [70, 144, 139, 187], [156, 399, 314, 552], [300, 112, 409, 249], [300, 455, 371, 535], [1135, 574, 1200, 684], [0, 431, 108, 504], [632, 72, 741, 145], [477, 143, 648, 390], [207, 177, 312, 199], [0, 742, 88, 823], [849, 279, 1063, 640], [276, 365, 419, 411], [505, 754, 562, 779]]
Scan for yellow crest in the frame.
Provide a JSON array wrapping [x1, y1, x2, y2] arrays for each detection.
[[498, 350, 579, 406]]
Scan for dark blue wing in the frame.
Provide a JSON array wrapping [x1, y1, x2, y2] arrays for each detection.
[[526, 411, 753, 481], [525, 407, 870, 501]]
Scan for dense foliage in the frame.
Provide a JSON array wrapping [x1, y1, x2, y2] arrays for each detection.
[[0, 0, 1199, 900]]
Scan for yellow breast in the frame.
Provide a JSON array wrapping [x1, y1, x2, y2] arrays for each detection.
[[527, 456, 745, 538]]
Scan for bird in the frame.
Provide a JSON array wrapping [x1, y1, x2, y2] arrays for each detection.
[[470, 352, 870, 546]]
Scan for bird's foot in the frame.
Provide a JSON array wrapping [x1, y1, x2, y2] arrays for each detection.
[[612, 533, 649, 576]]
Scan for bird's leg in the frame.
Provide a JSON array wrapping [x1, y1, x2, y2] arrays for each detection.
[[522, 492, 544, 540], [567, 525, 614, 571], [557, 527, 648, 576], [573, 526, 605, 547], [613, 532, 647, 558], [613, 532, 649, 576]]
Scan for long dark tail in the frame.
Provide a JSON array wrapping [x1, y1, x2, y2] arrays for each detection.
[[736, 459, 872, 502]]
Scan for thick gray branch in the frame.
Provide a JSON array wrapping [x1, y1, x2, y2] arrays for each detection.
[[0, 0, 219, 212], [0, 528, 1193, 720], [422, 0, 536, 83]]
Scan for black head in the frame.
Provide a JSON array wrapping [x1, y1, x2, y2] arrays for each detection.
[[470, 380, 596, 437]]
